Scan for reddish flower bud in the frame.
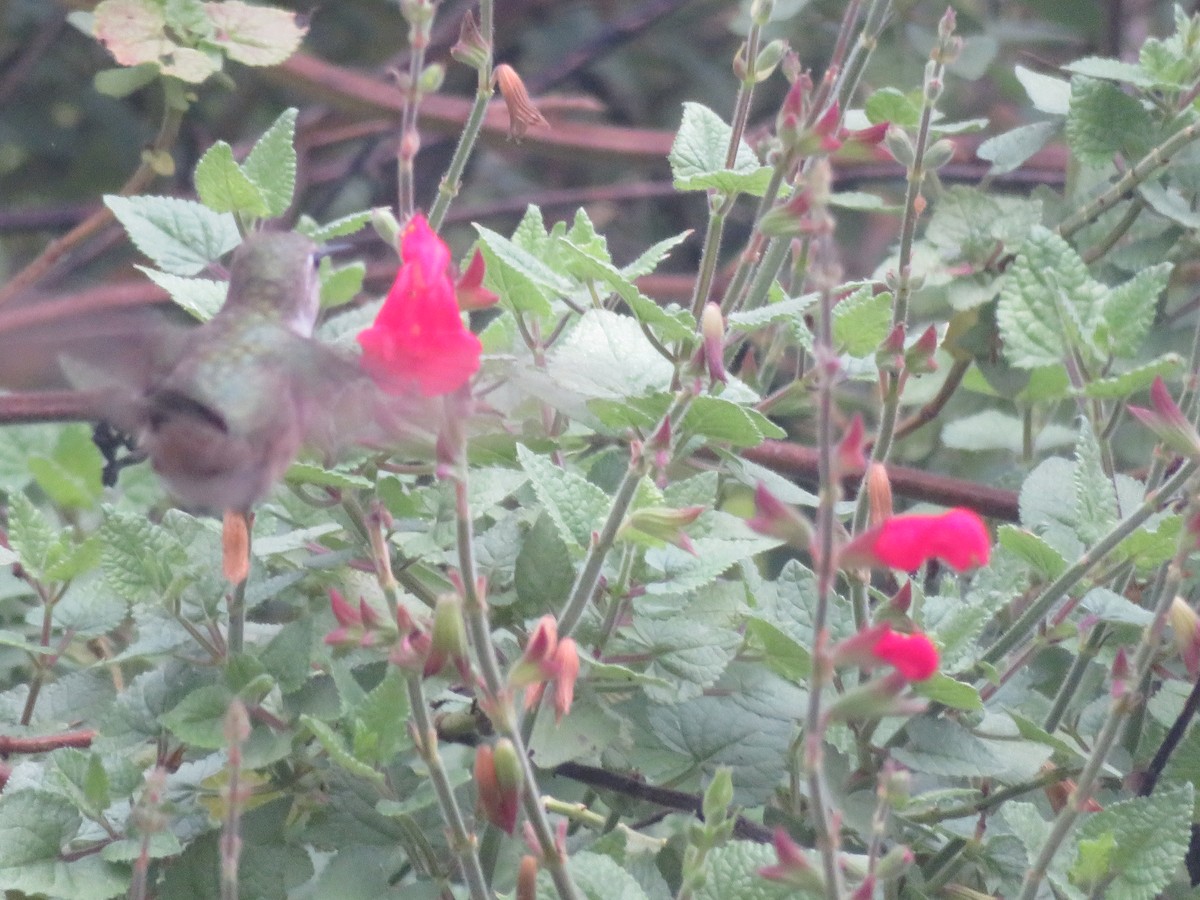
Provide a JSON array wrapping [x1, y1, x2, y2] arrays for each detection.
[[840, 508, 990, 573], [494, 63, 548, 140], [866, 462, 893, 527], [475, 739, 522, 834], [517, 855, 539, 900], [1111, 646, 1132, 701], [424, 594, 472, 680], [328, 588, 359, 629], [1169, 596, 1200, 677], [837, 413, 867, 472], [700, 303, 727, 384], [832, 624, 939, 681], [759, 827, 825, 891], [904, 324, 939, 374], [455, 249, 499, 310], [358, 215, 482, 398], [1128, 376, 1200, 460], [843, 121, 890, 145], [552, 638, 580, 722], [746, 483, 814, 549], [510, 615, 558, 688]]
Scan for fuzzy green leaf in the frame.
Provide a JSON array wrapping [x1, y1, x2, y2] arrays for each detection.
[[1098, 261, 1171, 357], [1065, 77, 1154, 167], [160, 684, 234, 749], [997, 225, 1104, 368], [670, 102, 772, 195], [832, 285, 892, 356], [193, 141, 268, 216], [136, 266, 226, 320], [240, 108, 299, 218], [105, 194, 240, 276], [1072, 783, 1193, 899], [517, 444, 611, 549]]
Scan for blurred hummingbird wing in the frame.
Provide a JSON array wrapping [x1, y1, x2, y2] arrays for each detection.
[[289, 341, 449, 461], [0, 303, 190, 400]]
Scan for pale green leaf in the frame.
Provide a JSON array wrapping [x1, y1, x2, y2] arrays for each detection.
[[105, 194, 240, 276], [193, 140, 268, 216], [1063, 57, 1155, 87], [669, 102, 772, 195], [1081, 353, 1184, 399], [136, 266, 226, 320], [517, 444, 611, 549], [977, 120, 1060, 176], [997, 226, 1104, 368], [1015, 65, 1072, 115], [1073, 783, 1193, 900], [1065, 77, 1154, 167], [240, 108, 299, 218], [998, 526, 1068, 579], [832, 285, 892, 356], [204, 2, 307, 67]]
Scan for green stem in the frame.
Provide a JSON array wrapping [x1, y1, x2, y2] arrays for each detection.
[[1058, 118, 1200, 239], [1042, 624, 1107, 733], [428, 0, 495, 229], [1016, 484, 1199, 899], [405, 675, 491, 900], [972, 458, 1197, 672], [805, 283, 845, 899], [454, 478, 584, 900]]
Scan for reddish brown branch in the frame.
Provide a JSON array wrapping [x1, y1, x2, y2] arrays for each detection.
[[744, 439, 1020, 522], [0, 728, 96, 755]]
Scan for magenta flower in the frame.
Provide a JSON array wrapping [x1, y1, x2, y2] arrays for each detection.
[[358, 215, 482, 398], [841, 508, 990, 572]]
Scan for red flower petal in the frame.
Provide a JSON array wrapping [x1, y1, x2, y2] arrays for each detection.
[[357, 215, 482, 398], [870, 628, 939, 681], [844, 508, 990, 573]]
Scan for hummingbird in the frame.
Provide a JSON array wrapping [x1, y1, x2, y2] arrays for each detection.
[[0, 230, 445, 513]]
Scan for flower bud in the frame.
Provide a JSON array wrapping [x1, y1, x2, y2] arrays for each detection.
[[822, 671, 929, 723], [749, 0, 774, 26], [883, 126, 916, 167], [746, 483, 814, 549], [875, 845, 915, 880], [867, 462, 893, 527], [517, 856, 539, 900], [455, 248, 499, 310], [1111, 646, 1132, 702], [620, 505, 705, 555], [419, 63, 445, 93], [753, 40, 788, 83], [700, 302, 727, 384], [509, 615, 558, 688], [1128, 376, 1200, 460], [759, 827, 825, 891], [904, 324, 940, 375], [450, 11, 490, 71], [494, 64, 548, 140], [370, 207, 402, 248], [475, 739, 522, 833], [552, 638, 580, 722], [425, 594, 472, 680], [922, 138, 956, 171], [1169, 596, 1200, 676]]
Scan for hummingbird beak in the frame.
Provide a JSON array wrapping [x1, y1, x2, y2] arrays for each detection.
[[316, 241, 355, 260]]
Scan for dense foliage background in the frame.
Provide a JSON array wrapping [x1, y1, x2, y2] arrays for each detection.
[[4, 1, 1200, 899]]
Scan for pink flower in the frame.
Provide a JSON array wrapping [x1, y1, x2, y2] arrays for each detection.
[[455, 249, 499, 310], [841, 508, 990, 572], [869, 628, 939, 681], [831, 624, 939, 682], [358, 215, 482, 397], [509, 615, 580, 720]]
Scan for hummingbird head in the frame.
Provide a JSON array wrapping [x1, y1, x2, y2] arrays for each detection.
[[223, 231, 321, 335]]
